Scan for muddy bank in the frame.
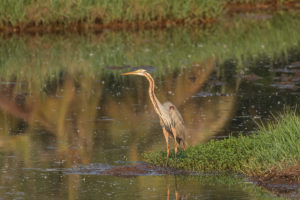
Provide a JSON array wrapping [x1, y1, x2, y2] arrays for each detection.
[[253, 164, 300, 195], [96, 163, 194, 177], [0, 18, 214, 34], [0, 1, 299, 34]]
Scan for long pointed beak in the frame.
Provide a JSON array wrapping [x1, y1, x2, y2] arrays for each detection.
[[121, 71, 138, 76]]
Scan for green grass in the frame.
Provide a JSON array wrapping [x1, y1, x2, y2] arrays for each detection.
[[144, 111, 300, 175], [0, 0, 224, 27], [0, 0, 299, 28]]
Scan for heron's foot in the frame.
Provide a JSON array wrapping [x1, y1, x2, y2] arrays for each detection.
[[164, 160, 168, 169], [164, 153, 169, 169]]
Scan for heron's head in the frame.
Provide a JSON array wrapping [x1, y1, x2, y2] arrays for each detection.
[[121, 69, 147, 76]]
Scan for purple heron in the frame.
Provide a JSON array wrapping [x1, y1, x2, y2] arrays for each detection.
[[121, 69, 186, 168]]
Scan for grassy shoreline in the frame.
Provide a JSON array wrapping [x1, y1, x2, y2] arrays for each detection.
[[0, 0, 300, 33], [144, 111, 300, 184]]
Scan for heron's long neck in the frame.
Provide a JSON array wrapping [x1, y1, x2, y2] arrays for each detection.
[[144, 73, 162, 116]]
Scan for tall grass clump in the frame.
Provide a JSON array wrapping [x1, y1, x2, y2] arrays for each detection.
[[0, 0, 224, 27], [144, 111, 300, 175], [1, 0, 299, 29]]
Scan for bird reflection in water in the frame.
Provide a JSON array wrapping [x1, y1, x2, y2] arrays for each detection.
[[166, 175, 188, 200]]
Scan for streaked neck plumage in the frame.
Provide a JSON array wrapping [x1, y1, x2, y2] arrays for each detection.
[[143, 72, 162, 116]]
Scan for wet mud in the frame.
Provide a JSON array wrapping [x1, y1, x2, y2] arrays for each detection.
[[0, 18, 214, 34], [99, 163, 168, 177], [69, 163, 195, 177], [251, 164, 300, 195]]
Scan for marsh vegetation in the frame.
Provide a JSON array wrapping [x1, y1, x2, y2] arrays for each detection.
[[0, 0, 299, 32]]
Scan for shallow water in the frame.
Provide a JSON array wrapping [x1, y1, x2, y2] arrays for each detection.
[[0, 13, 300, 199]]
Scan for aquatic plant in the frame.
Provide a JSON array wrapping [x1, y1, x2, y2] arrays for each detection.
[[144, 110, 300, 175]]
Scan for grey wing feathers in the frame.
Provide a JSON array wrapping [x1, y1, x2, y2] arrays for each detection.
[[163, 102, 184, 125], [163, 102, 186, 148]]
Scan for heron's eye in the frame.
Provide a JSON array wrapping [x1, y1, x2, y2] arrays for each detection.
[[169, 106, 174, 111]]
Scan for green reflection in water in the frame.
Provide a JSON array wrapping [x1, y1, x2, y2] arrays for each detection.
[[0, 13, 299, 85]]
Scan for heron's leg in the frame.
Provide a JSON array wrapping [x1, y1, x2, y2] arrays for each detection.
[[172, 127, 177, 169], [165, 176, 170, 200], [175, 175, 178, 200], [163, 128, 170, 168], [167, 184, 170, 200]]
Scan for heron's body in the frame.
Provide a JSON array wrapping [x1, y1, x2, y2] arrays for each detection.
[[121, 69, 186, 168], [161, 102, 186, 148]]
